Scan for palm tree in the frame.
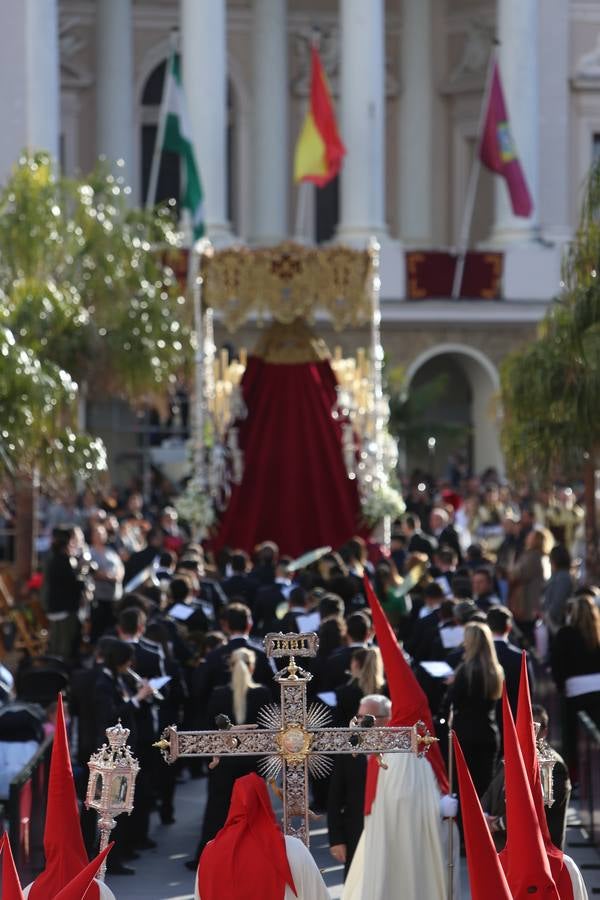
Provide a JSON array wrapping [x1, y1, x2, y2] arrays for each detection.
[[501, 162, 600, 577]]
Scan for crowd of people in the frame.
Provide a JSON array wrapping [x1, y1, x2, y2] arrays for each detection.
[[0, 471, 598, 890]]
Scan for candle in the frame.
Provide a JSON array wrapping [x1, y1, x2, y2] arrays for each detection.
[[239, 347, 247, 368]]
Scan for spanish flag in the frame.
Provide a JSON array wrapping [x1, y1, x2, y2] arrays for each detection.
[[294, 46, 345, 187]]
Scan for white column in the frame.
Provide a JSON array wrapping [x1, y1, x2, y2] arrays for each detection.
[[398, 0, 434, 245], [27, 0, 60, 162], [337, 0, 387, 242], [538, 0, 570, 240], [250, 0, 288, 244], [96, 0, 135, 191], [181, 0, 232, 243], [490, 0, 539, 242], [0, 0, 60, 181]]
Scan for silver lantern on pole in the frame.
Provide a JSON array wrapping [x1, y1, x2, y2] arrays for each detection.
[[534, 720, 556, 807], [86, 722, 140, 880]]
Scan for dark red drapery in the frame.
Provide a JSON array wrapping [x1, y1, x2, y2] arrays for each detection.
[[214, 356, 361, 557]]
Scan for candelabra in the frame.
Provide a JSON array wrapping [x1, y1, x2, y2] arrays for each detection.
[[86, 722, 140, 881]]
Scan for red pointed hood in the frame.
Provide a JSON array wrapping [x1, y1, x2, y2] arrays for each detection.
[[198, 774, 296, 900], [515, 653, 573, 899], [1, 833, 25, 900], [499, 689, 559, 898], [452, 734, 512, 900], [28, 694, 97, 900], [363, 576, 449, 815], [53, 844, 113, 900]]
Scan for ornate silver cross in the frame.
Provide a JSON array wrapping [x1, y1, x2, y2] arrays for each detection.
[[155, 632, 434, 845]]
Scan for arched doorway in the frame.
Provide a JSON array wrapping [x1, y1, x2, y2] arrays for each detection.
[[403, 344, 503, 479]]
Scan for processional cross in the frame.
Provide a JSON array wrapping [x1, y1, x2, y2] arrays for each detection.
[[154, 632, 435, 845]]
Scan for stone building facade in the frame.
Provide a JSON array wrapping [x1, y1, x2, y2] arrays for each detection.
[[1, 0, 599, 477]]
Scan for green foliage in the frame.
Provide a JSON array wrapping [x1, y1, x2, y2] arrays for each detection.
[[0, 325, 106, 482], [0, 152, 187, 396], [0, 152, 188, 483], [501, 160, 600, 484]]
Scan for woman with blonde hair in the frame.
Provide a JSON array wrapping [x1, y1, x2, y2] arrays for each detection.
[[551, 592, 600, 776], [190, 647, 271, 869], [444, 621, 504, 797], [335, 647, 386, 726]]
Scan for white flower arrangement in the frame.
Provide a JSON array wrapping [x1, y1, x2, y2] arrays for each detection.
[[361, 480, 406, 526], [174, 479, 217, 538]]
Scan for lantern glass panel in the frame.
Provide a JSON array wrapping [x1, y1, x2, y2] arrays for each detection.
[[112, 776, 129, 806], [93, 774, 103, 802]]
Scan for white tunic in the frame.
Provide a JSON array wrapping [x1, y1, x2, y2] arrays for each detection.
[[342, 754, 452, 900], [564, 853, 589, 900], [195, 835, 330, 900]]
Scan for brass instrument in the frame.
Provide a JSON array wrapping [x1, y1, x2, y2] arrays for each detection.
[[126, 667, 164, 702]]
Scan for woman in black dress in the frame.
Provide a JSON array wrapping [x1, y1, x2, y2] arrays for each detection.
[[551, 593, 600, 777], [445, 621, 504, 798], [335, 646, 385, 725], [189, 647, 271, 868]]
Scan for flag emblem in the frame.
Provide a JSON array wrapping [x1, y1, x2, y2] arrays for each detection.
[[497, 122, 516, 163]]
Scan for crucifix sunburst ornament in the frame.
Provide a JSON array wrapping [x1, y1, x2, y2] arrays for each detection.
[[154, 632, 435, 845]]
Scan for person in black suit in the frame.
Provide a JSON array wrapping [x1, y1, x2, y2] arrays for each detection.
[[429, 508, 463, 564], [487, 605, 534, 717], [89, 637, 154, 874], [328, 694, 391, 877], [400, 514, 437, 562], [186, 647, 271, 870], [191, 603, 275, 717], [123, 527, 164, 587], [404, 582, 445, 662], [279, 586, 312, 633], [222, 551, 256, 608], [326, 612, 371, 691], [116, 607, 165, 851], [251, 557, 293, 636]]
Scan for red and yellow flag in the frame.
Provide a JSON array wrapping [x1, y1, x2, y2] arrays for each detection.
[[294, 47, 345, 187]]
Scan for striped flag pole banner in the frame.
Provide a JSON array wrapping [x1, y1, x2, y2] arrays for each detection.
[[146, 43, 205, 244], [293, 41, 346, 240]]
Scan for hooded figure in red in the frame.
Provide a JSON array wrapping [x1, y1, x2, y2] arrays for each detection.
[[197, 774, 297, 900], [499, 689, 560, 898], [452, 735, 512, 900], [53, 845, 113, 900], [26, 695, 100, 900], [515, 653, 574, 899], [1, 833, 25, 900], [363, 576, 449, 813]]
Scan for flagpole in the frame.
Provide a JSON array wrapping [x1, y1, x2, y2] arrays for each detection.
[[146, 31, 178, 210], [451, 44, 498, 300], [294, 181, 311, 241]]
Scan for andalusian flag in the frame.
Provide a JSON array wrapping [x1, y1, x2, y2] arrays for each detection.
[[157, 54, 205, 239], [294, 47, 345, 187]]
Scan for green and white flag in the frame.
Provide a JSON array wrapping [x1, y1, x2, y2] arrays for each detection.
[[151, 53, 205, 240]]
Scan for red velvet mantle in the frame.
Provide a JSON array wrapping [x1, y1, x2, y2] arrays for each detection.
[[214, 356, 361, 557]]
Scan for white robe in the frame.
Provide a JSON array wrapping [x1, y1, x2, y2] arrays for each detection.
[[195, 835, 330, 900], [23, 880, 115, 899], [564, 853, 589, 900], [342, 754, 457, 900]]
